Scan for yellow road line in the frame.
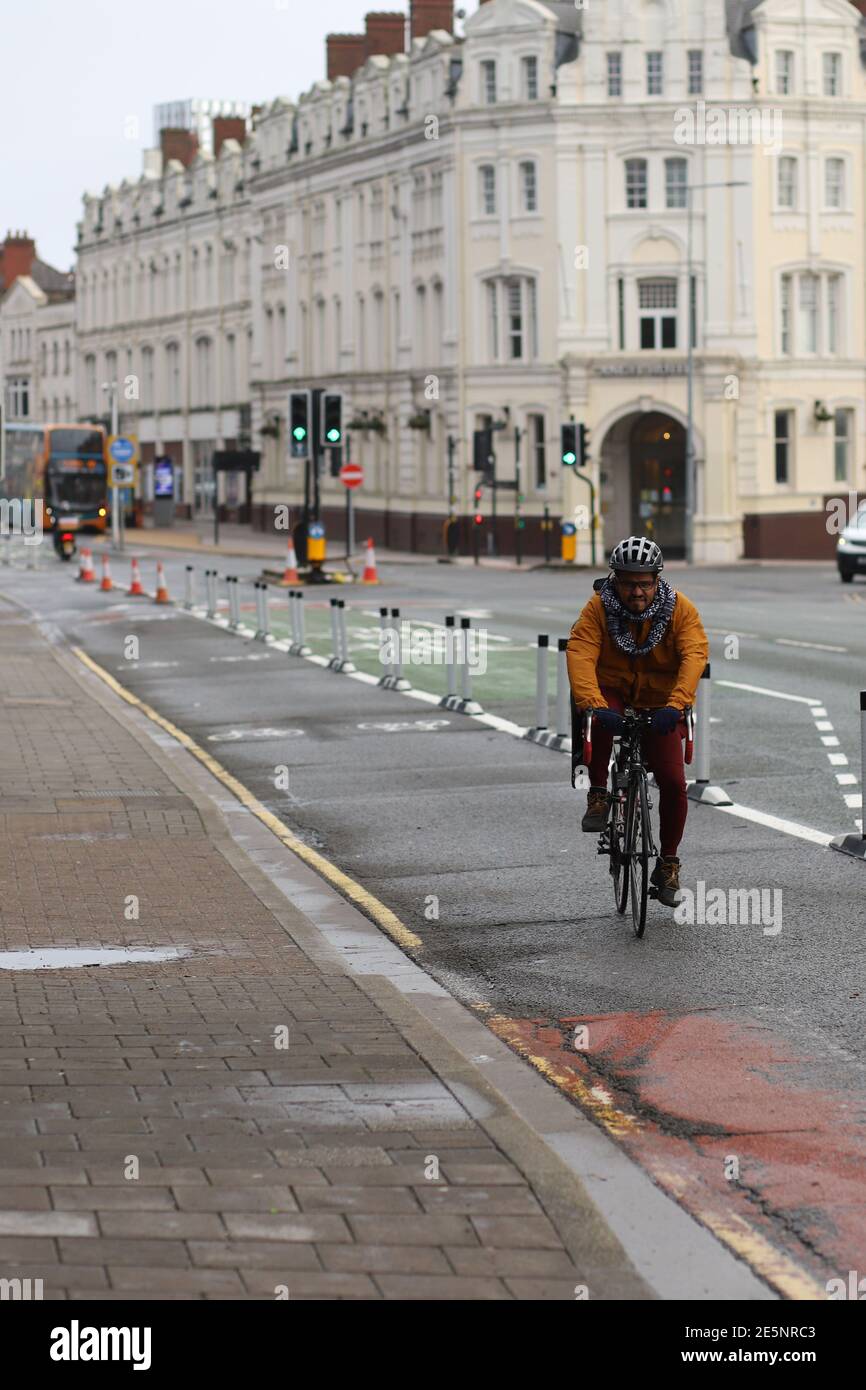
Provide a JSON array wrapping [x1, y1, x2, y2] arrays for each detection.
[[70, 646, 422, 953]]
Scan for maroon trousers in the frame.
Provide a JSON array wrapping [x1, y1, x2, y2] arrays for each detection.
[[587, 686, 688, 858]]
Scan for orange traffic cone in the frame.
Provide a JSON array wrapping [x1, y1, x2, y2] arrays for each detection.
[[283, 537, 300, 584], [154, 560, 170, 604], [128, 557, 145, 596], [361, 538, 380, 585], [78, 548, 95, 583], [99, 554, 113, 591]]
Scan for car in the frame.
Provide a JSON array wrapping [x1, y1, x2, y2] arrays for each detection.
[[836, 506, 866, 582]]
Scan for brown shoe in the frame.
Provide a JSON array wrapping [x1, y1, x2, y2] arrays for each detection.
[[581, 786, 609, 832], [650, 856, 681, 908]]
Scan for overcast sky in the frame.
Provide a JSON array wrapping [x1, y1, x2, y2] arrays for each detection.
[[2, 0, 476, 273]]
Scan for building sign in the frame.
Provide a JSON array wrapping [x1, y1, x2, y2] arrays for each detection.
[[593, 362, 689, 378]]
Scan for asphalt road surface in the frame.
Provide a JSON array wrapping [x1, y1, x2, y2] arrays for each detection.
[[3, 538, 864, 1297]]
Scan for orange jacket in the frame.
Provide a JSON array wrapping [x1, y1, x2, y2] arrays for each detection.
[[566, 589, 709, 712]]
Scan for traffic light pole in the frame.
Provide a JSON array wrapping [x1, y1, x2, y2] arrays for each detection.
[[488, 443, 497, 558], [514, 426, 522, 566]]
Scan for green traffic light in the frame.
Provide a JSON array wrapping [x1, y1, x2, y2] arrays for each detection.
[[563, 451, 576, 466], [326, 428, 341, 443], [293, 426, 307, 441]]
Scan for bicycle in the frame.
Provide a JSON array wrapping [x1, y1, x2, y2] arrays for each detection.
[[572, 703, 694, 938]]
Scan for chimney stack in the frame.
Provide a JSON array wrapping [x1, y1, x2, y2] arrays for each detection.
[[364, 11, 406, 59], [410, 0, 454, 40], [0, 230, 37, 291], [213, 115, 247, 156], [327, 32, 366, 80], [159, 127, 199, 169]]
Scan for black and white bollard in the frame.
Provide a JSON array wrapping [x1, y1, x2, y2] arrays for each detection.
[[687, 664, 731, 805], [553, 638, 572, 751], [227, 576, 240, 629], [254, 581, 270, 642], [831, 690, 866, 860], [377, 608, 392, 684], [288, 590, 311, 656], [380, 607, 411, 691], [333, 600, 356, 673], [525, 635, 549, 742], [184, 564, 196, 610], [439, 615, 459, 710], [328, 598, 341, 668], [205, 569, 217, 619]]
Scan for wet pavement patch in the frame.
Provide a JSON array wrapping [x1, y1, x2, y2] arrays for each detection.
[[0, 947, 192, 970]]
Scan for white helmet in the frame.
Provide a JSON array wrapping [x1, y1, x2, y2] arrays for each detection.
[[609, 535, 663, 573]]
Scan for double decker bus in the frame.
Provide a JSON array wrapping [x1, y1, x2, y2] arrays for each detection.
[[1, 421, 109, 533]]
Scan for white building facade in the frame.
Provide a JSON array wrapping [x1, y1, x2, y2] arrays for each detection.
[[74, 0, 866, 560]]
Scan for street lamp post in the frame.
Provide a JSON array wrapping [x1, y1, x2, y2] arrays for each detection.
[[684, 179, 746, 564]]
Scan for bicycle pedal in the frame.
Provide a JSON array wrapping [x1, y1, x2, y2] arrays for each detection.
[[647, 885, 659, 900]]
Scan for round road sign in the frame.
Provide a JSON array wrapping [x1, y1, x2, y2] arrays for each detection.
[[339, 462, 364, 489]]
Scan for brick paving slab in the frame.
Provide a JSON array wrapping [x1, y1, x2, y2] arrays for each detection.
[[0, 616, 652, 1301]]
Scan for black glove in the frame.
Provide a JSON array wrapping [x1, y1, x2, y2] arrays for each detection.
[[594, 708, 624, 734], [651, 706, 680, 735]]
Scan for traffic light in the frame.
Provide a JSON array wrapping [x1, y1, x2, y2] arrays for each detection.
[[322, 393, 343, 447], [473, 484, 483, 525], [473, 427, 493, 473], [579, 423, 591, 469], [289, 390, 311, 459], [561, 423, 577, 467]]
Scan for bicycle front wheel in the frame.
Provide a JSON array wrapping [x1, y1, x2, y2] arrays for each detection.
[[610, 793, 628, 915], [627, 774, 650, 938]]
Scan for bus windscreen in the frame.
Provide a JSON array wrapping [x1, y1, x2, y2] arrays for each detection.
[[49, 429, 106, 459]]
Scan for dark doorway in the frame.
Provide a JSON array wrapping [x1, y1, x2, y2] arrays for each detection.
[[629, 412, 686, 559]]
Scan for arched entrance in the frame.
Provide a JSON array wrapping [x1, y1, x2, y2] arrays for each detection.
[[600, 409, 686, 560]]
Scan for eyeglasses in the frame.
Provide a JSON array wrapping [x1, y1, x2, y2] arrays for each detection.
[[617, 578, 657, 592]]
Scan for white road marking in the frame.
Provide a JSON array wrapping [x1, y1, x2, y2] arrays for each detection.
[[828, 753, 849, 765], [357, 719, 451, 733], [705, 627, 758, 638], [844, 793, 863, 809], [715, 680, 821, 705], [821, 735, 840, 747], [208, 654, 273, 663], [815, 721, 834, 732], [836, 773, 858, 785], [207, 728, 305, 743], [775, 638, 848, 653], [811, 708, 828, 718], [716, 803, 832, 848]]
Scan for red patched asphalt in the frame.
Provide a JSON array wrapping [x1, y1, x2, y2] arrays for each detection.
[[489, 1009, 866, 1292]]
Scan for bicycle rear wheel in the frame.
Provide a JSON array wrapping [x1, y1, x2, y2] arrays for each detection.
[[610, 793, 628, 914], [627, 774, 650, 938]]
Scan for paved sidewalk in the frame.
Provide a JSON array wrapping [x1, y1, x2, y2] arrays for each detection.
[[0, 603, 653, 1300]]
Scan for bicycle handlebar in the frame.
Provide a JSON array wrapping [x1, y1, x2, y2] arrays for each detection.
[[580, 705, 695, 769]]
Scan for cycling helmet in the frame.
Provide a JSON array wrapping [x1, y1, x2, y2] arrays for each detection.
[[608, 535, 664, 573]]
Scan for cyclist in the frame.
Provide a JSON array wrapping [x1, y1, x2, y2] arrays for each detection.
[[566, 536, 709, 907]]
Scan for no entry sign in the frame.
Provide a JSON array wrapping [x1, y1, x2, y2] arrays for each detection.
[[340, 462, 364, 489]]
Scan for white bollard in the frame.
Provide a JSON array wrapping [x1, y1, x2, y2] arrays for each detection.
[[439, 615, 459, 710], [289, 590, 311, 656], [227, 577, 239, 628], [379, 606, 411, 691], [254, 581, 270, 641], [555, 638, 571, 748], [289, 588, 300, 647], [335, 600, 356, 673], [328, 597, 340, 668], [184, 565, 195, 610], [456, 617, 482, 715], [205, 569, 217, 619], [830, 688, 866, 859], [687, 663, 731, 805], [378, 607, 392, 685]]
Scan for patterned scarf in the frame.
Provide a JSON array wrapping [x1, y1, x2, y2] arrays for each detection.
[[599, 575, 677, 657]]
